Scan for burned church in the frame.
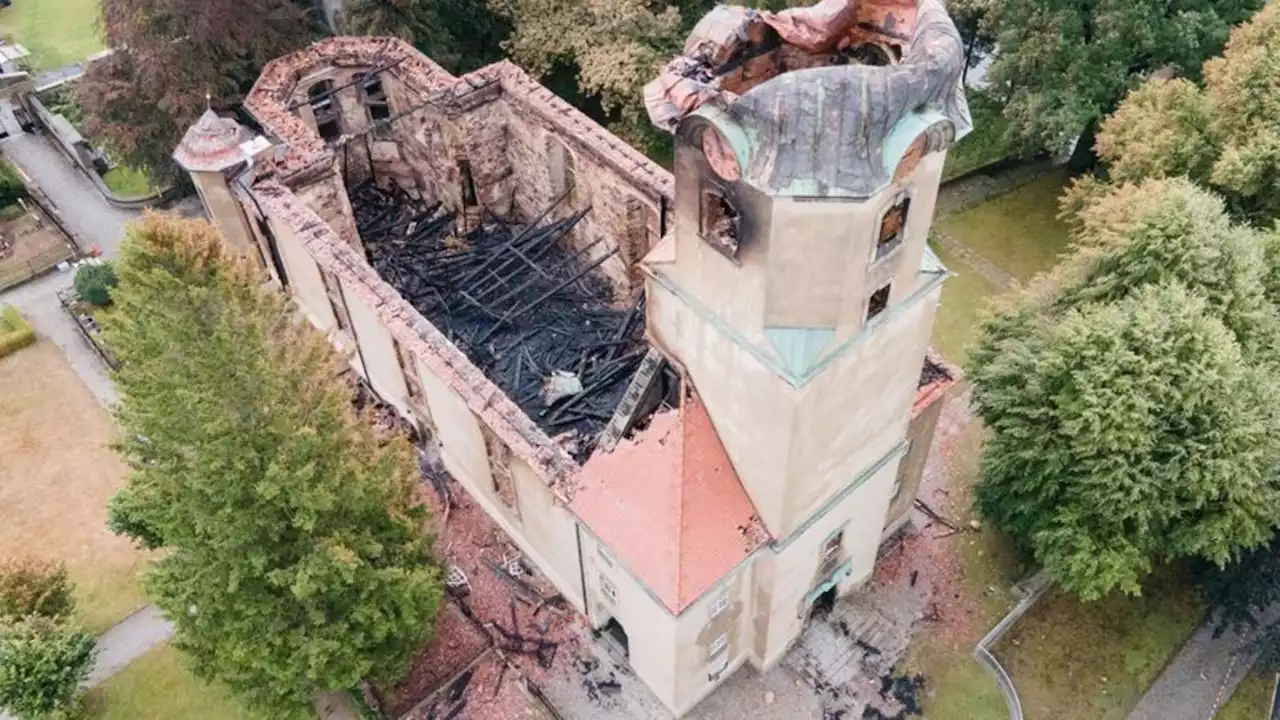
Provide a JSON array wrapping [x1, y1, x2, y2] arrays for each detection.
[[172, 0, 968, 714]]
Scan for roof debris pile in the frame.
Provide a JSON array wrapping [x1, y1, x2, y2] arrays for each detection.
[[352, 181, 647, 459]]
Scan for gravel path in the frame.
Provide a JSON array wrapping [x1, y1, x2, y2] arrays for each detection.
[[1127, 610, 1276, 720]]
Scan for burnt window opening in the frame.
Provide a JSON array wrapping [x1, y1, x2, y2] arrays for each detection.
[[820, 529, 844, 575], [308, 80, 343, 142], [876, 194, 910, 261], [867, 284, 891, 323], [600, 617, 629, 658], [393, 337, 424, 403], [548, 138, 577, 198], [482, 427, 517, 511], [319, 268, 352, 334], [700, 189, 740, 259], [361, 75, 392, 138]]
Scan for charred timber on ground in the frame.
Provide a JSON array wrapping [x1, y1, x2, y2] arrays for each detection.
[[353, 182, 647, 460]]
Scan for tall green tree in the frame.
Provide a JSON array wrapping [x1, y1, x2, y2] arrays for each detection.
[[104, 215, 441, 717], [989, 0, 1261, 169], [1095, 4, 1280, 221], [489, 0, 683, 146], [969, 178, 1280, 600], [77, 0, 316, 183], [342, 0, 508, 73]]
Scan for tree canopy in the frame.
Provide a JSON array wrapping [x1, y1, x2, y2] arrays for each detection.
[[1095, 3, 1280, 220], [103, 215, 441, 716], [989, 0, 1262, 163], [77, 0, 315, 183], [490, 0, 684, 144], [969, 178, 1280, 600], [342, 0, 508, 73]]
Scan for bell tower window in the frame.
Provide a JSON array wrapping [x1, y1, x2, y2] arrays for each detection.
[[308, 80, 343, 142], [866, 284, 891, 323], [700, 189, 740, 259], [361, 75, 392, 137], [875, 193, 911, 261]]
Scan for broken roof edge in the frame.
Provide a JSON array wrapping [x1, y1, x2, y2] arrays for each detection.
[[241, 36, 675, 202], [570, 379, 770, 615], [914, 347, 962, 417], [484, 61, 675, 200], [244, 35, 458, 178], [251, 180, 581, 492]]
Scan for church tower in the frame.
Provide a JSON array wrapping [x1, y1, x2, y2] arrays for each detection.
[[642, 0, 969, 664]]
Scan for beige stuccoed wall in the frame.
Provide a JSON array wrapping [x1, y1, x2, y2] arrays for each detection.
[[671, 565, 756, 715], [782, 291, 941, 533], [507, 458, 586, 610], [753, 453, 905, 668], [269, 213, 338, 333], [648, 145, 948, 538], [339, 278, 413, 420], [262, 195, 592, 641], [193, 171, 261, 265], [580, 531, 681, 710]]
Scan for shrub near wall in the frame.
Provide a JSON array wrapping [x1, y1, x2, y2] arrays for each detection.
[[0, 306, 36, 357], [0, 159, 27, 209]]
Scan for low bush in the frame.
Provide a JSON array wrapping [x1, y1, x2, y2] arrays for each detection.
[[0, 616, 96, 720], [0, 306, 35, 358], [0, 558, 76, 622], [0, 159, 27, 209], [73, 262, 118, 307]]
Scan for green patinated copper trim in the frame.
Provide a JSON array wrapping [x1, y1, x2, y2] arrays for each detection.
[[647, 263, 951, 389], [881, 109, 951, 177]]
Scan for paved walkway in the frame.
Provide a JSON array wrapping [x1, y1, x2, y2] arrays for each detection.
[[1127, 611, 1275, 720], [0, 129, 173, 720], [0, 125, 137, 405], [83, 606, 175, 687]]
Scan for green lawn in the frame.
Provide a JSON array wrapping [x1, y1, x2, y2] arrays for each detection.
[[929, 241, 1002, 367], [102, 166, 153, 197], [936, 171, 1074, 283], [998, 569, 1204, 720], [1218, 671, 1275, 720], [85, 645, 264, 720], [903, 417, 1205, 719], [0, 0, 105, 70]]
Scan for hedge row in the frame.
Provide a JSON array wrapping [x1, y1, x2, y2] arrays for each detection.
[[0, 305, 35, 357]]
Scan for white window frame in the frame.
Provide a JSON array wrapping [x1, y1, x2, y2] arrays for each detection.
[[600, 575, 618, 604], [708, 633, 728, 657], [709, 591, 730, 618]]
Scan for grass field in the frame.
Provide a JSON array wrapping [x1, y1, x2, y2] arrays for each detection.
[[998, 569, 1203, 720], [936, 171, 1074, 283], [102, 167, 153, 197], [0, 0, 105, 70], [904, 416, 1205, 719], [929, 241, 1002, 366], [1218, 671, 1274, 720], [0, 340, 146, 633], [85, 645, 264, 720]]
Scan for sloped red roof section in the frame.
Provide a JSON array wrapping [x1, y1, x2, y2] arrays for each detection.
[[571, 391, 769, 613]]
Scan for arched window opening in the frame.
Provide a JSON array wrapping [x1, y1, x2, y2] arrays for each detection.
[[308, 80, 343, 142], [361, 74, 392, 137]]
